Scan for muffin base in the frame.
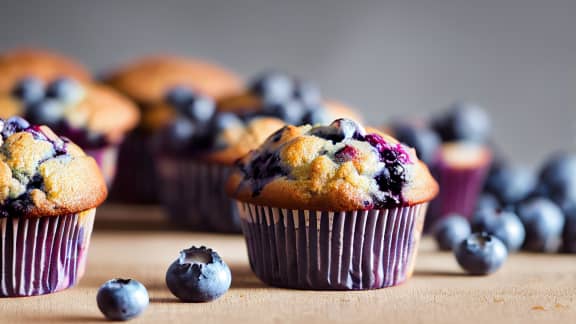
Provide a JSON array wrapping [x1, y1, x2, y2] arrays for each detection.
[[84, 146, 119, 187], [0, 209, 95, 297], [156, 158, 241, 232], [237, 202, 427, 290], [426, 164, 489, 230], [109, 131, 158, 204]]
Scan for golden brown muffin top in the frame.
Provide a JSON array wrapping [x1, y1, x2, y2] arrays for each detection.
[[0, 117, 107, 218], [0, 80, 139, 145], [0, 48, 91, 93], [227, 119, 438, 211], [106, 55, 242, 105], [437, 142, 492, 170]]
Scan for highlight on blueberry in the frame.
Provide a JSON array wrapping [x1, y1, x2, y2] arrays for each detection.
[[11, 77, 45, 104], [517, 197, 565, 253], [432, 101, 491, 143], [166, 246, 232, 303], [432, 214, 471, 251], [478, 210, 526, 252], [96, 278, 149, 321], [454, 232, 508, 275]]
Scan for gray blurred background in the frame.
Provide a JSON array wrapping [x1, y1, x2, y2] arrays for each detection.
[[0, 0, 574, 166]]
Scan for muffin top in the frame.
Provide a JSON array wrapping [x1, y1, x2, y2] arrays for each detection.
[[227, 119, 439, 211], [0, 117, 107, 218], [106, 55, 242, 105], [155, 88, 285, 165], [0, 48, 91, 93], [217, 71, 363, 126], [0, 77, 139, 147], [437, 142, 492, 169]]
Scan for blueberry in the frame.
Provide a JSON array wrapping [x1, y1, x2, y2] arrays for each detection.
[[163, 118, 196, 151], [485, 166, 536, 205], [165, 85, 195, 108], [265, 100, 306, 125], [303, 106, 331, 125], [45, 77, 85, 105], [96, 278, 149, 321], [392, 124, 440, 165], [454, 232, 508, 275], [11, 77, 45, 104], [563, 207, 576, 253], [165, 246, 231, 302], [181, 96, 215, 124], [250, 71, 294, 105], [1, 116, 30, 138], [293, 80, 322, 107], [517, 198, 565, 252], [432, 102, 491, 143], [25, 99, 66, 126], [481, 210, 526, 252], [538, 153, 576, 207], [475, 193, 500, 213], [211, 113, 243, 132], [432, 214, 471, 251]]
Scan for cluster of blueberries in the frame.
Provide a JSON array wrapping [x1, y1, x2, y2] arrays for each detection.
[[97, 246, 231, 321], [162, 71, 333, 153], [11, 76, 85, 127], [394, 102, 576, 274]]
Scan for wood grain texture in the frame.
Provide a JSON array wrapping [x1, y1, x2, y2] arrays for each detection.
[[0, 204, 575, 324]]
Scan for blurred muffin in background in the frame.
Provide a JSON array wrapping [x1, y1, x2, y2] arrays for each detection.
[[152, 87, 284, 232], [218, 71, 363, 126], [0, 77, 139, 186], [0, 48, 91, 93], [105, 55, 243, 204], [385, 102, 493, 230]]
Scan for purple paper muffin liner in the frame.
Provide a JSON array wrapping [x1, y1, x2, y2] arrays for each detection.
[[425, 163, 489, 231], [236, 202, 428, 290], [110, 132, 159, 204], [84, 145, 119, 187], [0, 209, 95, 297], [156, 158, 241, 232]]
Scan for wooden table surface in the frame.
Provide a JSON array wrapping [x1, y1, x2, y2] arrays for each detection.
[[1, 204, 575, 324]]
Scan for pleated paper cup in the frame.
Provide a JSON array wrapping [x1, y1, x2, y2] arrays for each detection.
[[110, 132, 159, 204], [0, 209, 96, 297], [84, 145, 119, 187], [156, 157, 241, 233], [236, 202, 428, 290]]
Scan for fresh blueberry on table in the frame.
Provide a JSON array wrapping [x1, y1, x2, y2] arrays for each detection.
[[165, 85, 195, 108], [11, 77, 45, 104], [250, 71, 294, 105], [25, 99, 66, 126], [475, 193, 501, 213], [182, 95, 215, 123], [45, 77, 85, 104], [454, 232, 508, 275], [481, 210, 526, 252], [392, 124, 440, 165], [166, 246, 232, 302], [1, 116, 30, 138], [517, 198, 565, 253], [484, 165, 536, 205], [432, 101, 491, 143], [538, 152, 576, 195], [97, 278, 149, 321], [432, 214, 471, 251]]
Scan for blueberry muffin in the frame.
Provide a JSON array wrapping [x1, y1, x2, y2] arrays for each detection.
[[105, 54, 242, 203], [0, 77, 139, 186], [0, 117, 107, 297], [227, 119, 438, 290], [0, 48, 91, 94], [154, 89, 285, 232], [217, 71, 363, 125]]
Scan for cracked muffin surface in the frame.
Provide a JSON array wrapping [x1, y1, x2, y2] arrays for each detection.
[[0, 117, 107, 217], [227, 119, 438, 211]]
